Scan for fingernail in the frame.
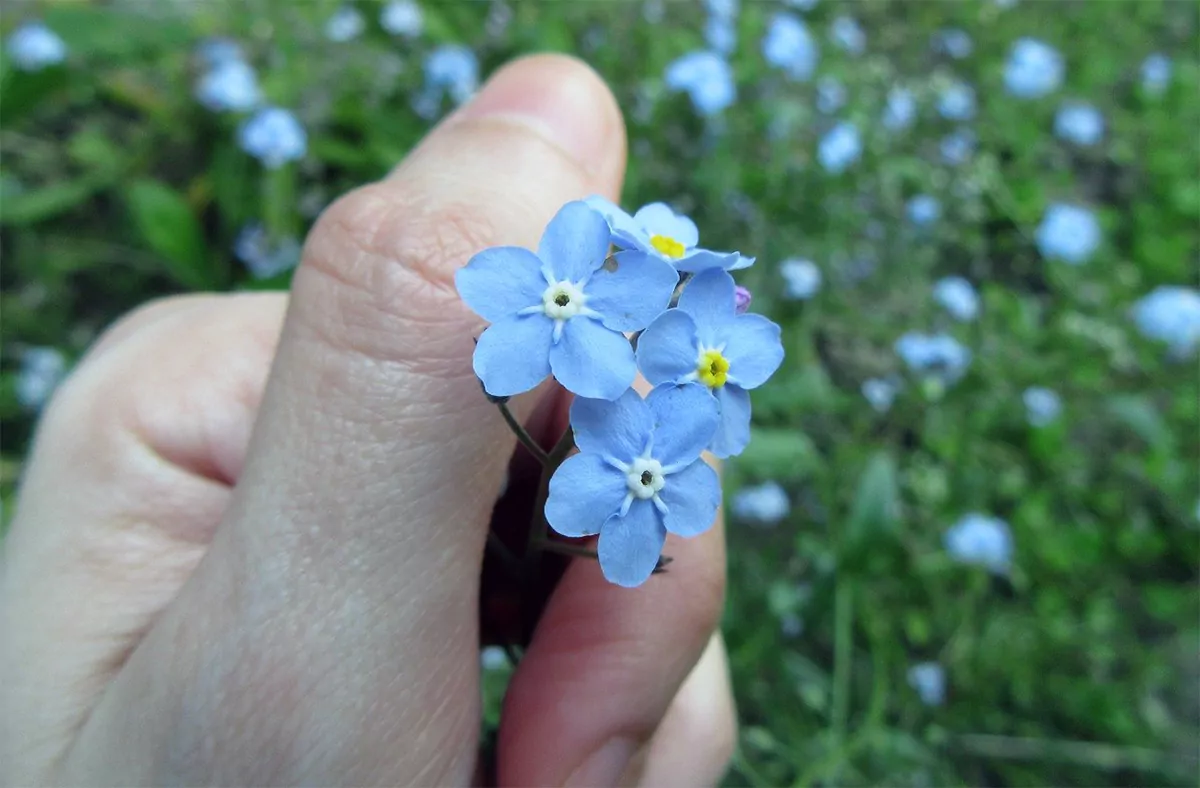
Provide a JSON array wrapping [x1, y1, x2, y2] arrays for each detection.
[[566, 736, 638, 787], [456, 54, 620, 172]]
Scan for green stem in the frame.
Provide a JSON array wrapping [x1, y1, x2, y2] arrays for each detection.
[[526, 427, 576, 556], [830, 579, 854, 745], [496, 401, 550, 466], [533, 540, 598, 561]]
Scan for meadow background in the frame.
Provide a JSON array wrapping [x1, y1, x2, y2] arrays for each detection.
[[2, 0, 1198, 785]]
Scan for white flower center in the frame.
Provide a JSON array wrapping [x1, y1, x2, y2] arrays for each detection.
[[542, 280, 587, 320], [626, 457, 666, 500]]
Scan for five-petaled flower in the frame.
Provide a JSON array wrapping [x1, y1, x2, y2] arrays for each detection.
[[585, 196, 753, 273], [545, 386, 722, 587], [636, 269, 784, 457], [456, 201, 679, 400]]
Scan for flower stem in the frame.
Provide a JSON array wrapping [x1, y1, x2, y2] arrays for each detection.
[[496, 400, 550, 466], [532, 539, 597, 560], [527, 427, 575, 556]]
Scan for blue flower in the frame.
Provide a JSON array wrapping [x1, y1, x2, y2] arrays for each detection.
[[480, 645, 508, 671], [456, 202, 678, 400], [195, 37, 244, 69], [818, 121, 861, 173], [1004, 38, 1063, 99], [939, 128, 976, 165], [1131, 286, 1200, 356], [944, 513, 1013, 573], [1054, 101, 1103, 146], [861, 377, 898, 413], [1036, 203, 1100, 264], [907, 194, 941, 226], [544, 386, 722, 587], [1140, 53, 1171, 95], [934, 28, 973, 59], [781, 258, 822, 299], [937, 80, 975, 121], [816, 76, 846, 114], [664, 50, 736, 116], [196, 59, 261, 113], [380, 0, 424, 37], [783, 0, 818, 9], [637, 270, 785, 457], [704, 15, 737, 54], [325, 6, 366, 42], [1023, 386, 1062, 427], [6, 21, 66, 71], [16, 347, 67, 411], [762, 14, 818, 81], [907, 662, 946, 706], [704, 0, 738, 18], [234, 224, 301, 279], [882, 86, 917, 131], [238, 107, 306, 168], [585, 196, 750, 273], [933, 276, 979, 322], [895, 332, 972, 384], [424, 44, 478, 105], [731, 481, 790, 525], [829, 15, 865, 55]]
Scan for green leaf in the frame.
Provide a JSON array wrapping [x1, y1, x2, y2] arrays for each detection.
[[736, 427, 819, 482], [0, 174, 110, 226], [1107, 394, 1172, 450], [0, 67, 69, 126], [841, 451, 899, 566], [124, 180, 212, 290]]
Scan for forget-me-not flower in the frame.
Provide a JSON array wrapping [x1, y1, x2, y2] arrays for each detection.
[[239, 107, 306, 168], [816, 76, 846, 114], [784, 0, 818, 9], [457, 202, 678, 400], [1140, 53, 1171, 95], [934, 28, 973, 59], [862, 377, 898, 413], [895, 332, 972, 384], [731, 481, 790, 525], [933, 277, 979, 321], [664, 51, 736, 116], [781, 258, 822, 300], [882, 86, 916, 131], [637, 270, 785, 457], [907, 194, 941, 226], [196, 59, 261, 112], [818, 121, 861, 173], [1055, 101, 1103, 146], [480, 645, 508, 671], [381, 0, 424, 37], [944, 513, 1013, 573], [545, 386, 722, 587], [1132, 286, 1200, 356], [1023, 386, 1062, 427], [907, 662, 946, 706], [940, 128, 976, 165], [6, 21, 66, 71], [762, 14, 818, 81], [326, 6, 366, 42], [585, 196, 750, 273], [937, 80, 976, 121], [1004, 38, 1063, 99], [424, 44, 478, 105], [16, 347, 67, 411], [1036, 203, 1100, 264], [234, 224, 301, 279], [195, 37, 244, 69], [830, 16, 865, 55], [704, 15, 737, 54]]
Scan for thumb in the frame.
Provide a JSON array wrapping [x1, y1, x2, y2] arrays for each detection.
[[61, 54, 626, 786]]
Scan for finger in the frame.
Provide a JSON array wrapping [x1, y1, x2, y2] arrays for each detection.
[[63, 54, 627, 786]]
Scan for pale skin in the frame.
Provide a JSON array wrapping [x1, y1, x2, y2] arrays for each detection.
[[0, 55, 736, 786]]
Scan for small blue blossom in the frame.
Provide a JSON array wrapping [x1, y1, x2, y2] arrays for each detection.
[[325, 6, 366, 42], [196, 59, 261, 113], [1131, 286, 1200, 356], [937, 80, 976, 121], [933, 277, 979, 322], [783, 0, 818, 9], [934, 28, 973, 59], [907, 662, 946, 706], [238, 107, 306, 168], [637, 270, 785, 458], [1140, 53, 1171, 95], [585, 196, 750, 273], [731, 481, 790, 525], [1036, 203, 1100, 265], [545, 386, 722, 587], [1004, 38, 1064, 99], [1054, 101, 1104, 146], [195, 37, 244, 69], [704, 15, 737, 54], [830, 15, 865, 55], [818, 122, 862, 174], [16, 347, 67, 411], [6, 21, 66, 71], [895, 332, 972, 384], [380, 0, 424, 37], [457, 202, 678, 400], [423, 44, 479, 106], [882, 86, 917, 131], [762, 14, 818, 81], [480, 646, 509, 671], [944, 513, 1013, 573], [781, 258, 822, 300], [861, 377, 898, 413], [816, 76, 846, 114], [703, 0, 738, 17], [1023, 386, 1062, 427], [234, 224, 301, 279], [642, 0, 666, 24], [907, 194, 941, 226], [939, 128, 976, 165], [664, 50, 736, 116]]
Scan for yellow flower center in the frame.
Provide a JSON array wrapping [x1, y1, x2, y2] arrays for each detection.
[[649, 234, 685, 259], [697, 349, 730, 389]]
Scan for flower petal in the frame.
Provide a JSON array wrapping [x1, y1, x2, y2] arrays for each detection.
[[570, 388, 652, 462], [585, 250, 680, 332], [722, 314, 785, 390], [647, 383, 719, 467], [598, 501, 667, 588], [674, 249, 745, 273], [711, 384, 752, 458], [545, 453, 628, 537], [584, 195, 647, 250], [659, 459, 722, 537], [455, 246, 547, 323], [539, 200, 611, 283], [473, 315, 553, 397], [678, 269, 738, 337], [636, 309, 699, 385], [549, 317, 636, 400], [633, 203, 699, 248]]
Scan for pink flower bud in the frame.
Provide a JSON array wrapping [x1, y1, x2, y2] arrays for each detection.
[[734, 285, 752, 314]]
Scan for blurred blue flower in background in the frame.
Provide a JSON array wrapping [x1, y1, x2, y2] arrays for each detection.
[[783, 0, 818, 9], [816, 76, 847, 114], [234, 224, 302, 280], [1140, 53, 1171, 95], [6, 21, 67, 71], [1004, 38, 1064, 99], [16, 347, 67, 411], [238, 107, 307, 168], [325, 6, 365, 43], [380, 0, 423, 37], [937, 80, 976, 121], [939, 128, 976, 165], [818, 121, 861, 174], [882, 86, 917, 131], [933, 277, 979, 322], [944, 513, 1013, 573], [414, 45, 479, 118], [731, 481, 790, 525], [1054, 101, 1104, 146], [705, 15, 737, 55], [934, 28, 973, 59], [196, 59, 261, 113], [665, 51, 736, 116], [781, 258, 822, 300], [195, 37, 243, 69], [1036, 203, 1100, 264], [907, 662, 946, 706], [861, 377, 898, 413], [907, 194, 941, 226], [704, 0, 738, 17], [1023, 386, 1062, 427], [480, 646, 508, 672], [762, 14, 818, 81], [895, 332, 972, 384], [1131, 286, 1200, 356], [830, 16, 865, 56]]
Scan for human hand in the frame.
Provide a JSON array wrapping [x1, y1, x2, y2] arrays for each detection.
[[1, 55, 734, 787]]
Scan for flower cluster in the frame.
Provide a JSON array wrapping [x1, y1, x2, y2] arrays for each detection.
[[456, 200, 784, 586], [6, 21, 66, 72]]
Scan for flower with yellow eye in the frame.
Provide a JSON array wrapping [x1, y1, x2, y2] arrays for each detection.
[[585, 196, 754, 273]]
